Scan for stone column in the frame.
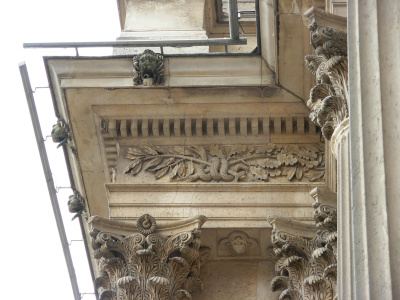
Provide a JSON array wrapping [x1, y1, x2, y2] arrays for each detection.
[[330, 118, 352, 299], [348, 0, 400, 298]]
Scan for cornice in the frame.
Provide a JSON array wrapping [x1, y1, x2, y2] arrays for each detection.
[[45, 55, 274, 89]]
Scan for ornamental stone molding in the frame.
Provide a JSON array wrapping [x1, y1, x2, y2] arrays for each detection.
[[269, 187, 337, 300], [88, 215, 210, 300], [123, 144, 325, 183], [133, 49, 164, 86], [305, 11, 348, 141]]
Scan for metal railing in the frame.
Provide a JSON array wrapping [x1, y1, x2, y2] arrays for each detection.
[[23, 0, 248, 53]]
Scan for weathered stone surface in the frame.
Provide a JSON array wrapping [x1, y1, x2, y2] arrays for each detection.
[[348, 0, 400, 298], [42, 2, 344, 299]]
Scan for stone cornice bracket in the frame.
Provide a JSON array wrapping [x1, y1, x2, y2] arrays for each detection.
[[304, 7, 348, 142], [269, 187, 337, 300], [133, 49, 164, 86], [88, 214, 210, 300]]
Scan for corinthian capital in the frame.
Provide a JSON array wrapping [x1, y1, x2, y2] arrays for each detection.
[[269, 188, 337, 299], [305, 12, 348, 140], [88, 215, 209, 300]]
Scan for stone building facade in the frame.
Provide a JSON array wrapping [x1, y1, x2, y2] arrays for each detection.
[[44, 0, 400, 299]]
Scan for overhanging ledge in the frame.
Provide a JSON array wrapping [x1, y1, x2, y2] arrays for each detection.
[[45, 55, 275, 89]]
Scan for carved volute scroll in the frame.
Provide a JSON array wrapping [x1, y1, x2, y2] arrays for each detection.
[[305, 20, 348, 140], [269, 188, 337, 300], [88, 215, 210, 300]]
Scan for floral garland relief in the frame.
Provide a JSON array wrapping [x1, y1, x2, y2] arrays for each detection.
[[123, 144, 325, 183]]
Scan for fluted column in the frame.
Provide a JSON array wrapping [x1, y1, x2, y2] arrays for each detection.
[[348, 0, 400, 299], [331, 119, 352, 299]]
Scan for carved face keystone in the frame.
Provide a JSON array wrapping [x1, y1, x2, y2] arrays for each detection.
[[230, 237, 247, 255]]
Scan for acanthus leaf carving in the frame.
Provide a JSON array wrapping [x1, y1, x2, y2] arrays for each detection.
[[270, 188, 337, 300], [305, 22, 348, 140], [123, 144, 325, 183], [89, 215, 209, 300]]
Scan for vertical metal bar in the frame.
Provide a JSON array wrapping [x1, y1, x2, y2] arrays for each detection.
[[228, 0, 239, 40], [19, 62, 81, 300], [255, 0, 261, 54]]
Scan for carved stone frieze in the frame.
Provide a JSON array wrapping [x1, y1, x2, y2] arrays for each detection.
[[269, 188, 337, 299], [305, 22, 348, 140], [123, 144, 325, 183], [89, 215, 210, 300], [133, 49, 164, 86], [218, 231, 258, 256]]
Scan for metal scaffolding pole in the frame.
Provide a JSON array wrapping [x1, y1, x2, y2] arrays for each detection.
[[23, 38, 246, 49], [19, 62, 81, 300]]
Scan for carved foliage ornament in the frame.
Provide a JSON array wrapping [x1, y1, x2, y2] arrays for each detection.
[[305, 22, 348, 140], [90, 214, 210, 300], [124, 144, 325, 183], [270, 197, 337, 299], [133, 49, 164, 86]]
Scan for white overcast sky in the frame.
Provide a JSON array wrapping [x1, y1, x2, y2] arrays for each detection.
[[1, 1, 120, 299]]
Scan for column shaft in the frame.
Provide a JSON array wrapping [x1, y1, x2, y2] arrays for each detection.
[[336, 129, 352, 299], [348, 0, 400, 298]]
